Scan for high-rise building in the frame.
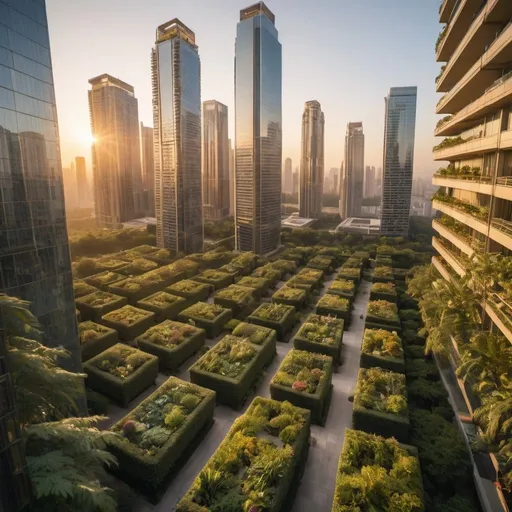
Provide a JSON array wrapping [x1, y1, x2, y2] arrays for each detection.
[[89, 74, 143, 228], [380, 87, 417, 236], [292, 168, 299, 196], [75, 156, 88, 208], [140, 123, 155, 216], [364, 165, 376, 198], [62, 166, 78, 209], [283, 157, 293, 194], [202, 100, 230, 221], [330, 168, 339, 195], [299, 101, 324, 218], [152, 19, 203, 253], [340, 122, 364, 218], [235, 2, 282, 254], [228, 139, 235, 216]]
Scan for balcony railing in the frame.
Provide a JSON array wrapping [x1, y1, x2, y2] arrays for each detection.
[[433, 194, 490, 222], [491, 218, 512, 237], [487, 292, 512, 336], [436, 219, 485, 252], [434, 236, 471, 267], [484, 69, 512, 95], [496, 176, 512, 187], [434, 173, 492, 183]]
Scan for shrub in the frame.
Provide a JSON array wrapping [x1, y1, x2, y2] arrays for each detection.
[[306, 255, 334, 274], [316, 294, 351, 323], [73, 279, 98, 298], [251, 265, 282, 287], [166, 279, 211, 302], [237, 276, 271, 298], [118, 257, 159, 276], [272, 286, 308, 309], [78, 320, 118, 361], [76, 291, 128, 322], [248, 303, 296, 341], [85, 271, 125, 291], [136, 291, 188, 321], [232, 322, 276, 345], [360, 328, 405, 373], [214, 284, 257, 314], [295, 268, 324, 288], [177, 302, 232, 338], [192, 269, 234, 290], [268, 259, 297, 277], [327, 279, 355, 300], [101, 305, 155, 341]]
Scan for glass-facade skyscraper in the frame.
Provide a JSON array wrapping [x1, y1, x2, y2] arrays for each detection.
[[235, 2, 282, 254], [152, 19, 203, 254], [340, 122, 364, 219], [299, 100, 324, 219], [140, 122, 155, 216], [380, 86, 417, 236]]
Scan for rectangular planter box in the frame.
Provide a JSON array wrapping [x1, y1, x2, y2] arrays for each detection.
[[306, 256, 334, 275], [95, 258, 130, 273], [232, 321, 277, 346], [229, 253, 258, 275], [116, 258, 160, 277], [270, 349, 333, 425], [79, 321, 118, 362], [247, 303, 296, 341], [364, 319, 402, 335], [76, 291, 128, 322], [293, 314, 344, 364], [286, 278, 316, 295], [176, 397, 311, 512], [84, 344, 159, 406], [316, 295, 351, 324], [101, 305, 156, 341], [360, 328, 405, 373], [295, 269, 324, 289], [237, 276, 271, 298], [136, 292, 189, 322], [135, 320, 206, 372], [336, 268, 361, 286], [268, 259, 297, 278], [73, 279, 98, 298], [272, 286, 308, 310], [177, 302, 232, 338], [107, 377, 215, 490], [189, 332, 276, 409], [218, 264, 244, 281], [192, 270, 234, 290], [85, 271, 126, 292], [213, 284, 257, 315], [251, 265, 282, 287], [370, 290, 398, 303], [165, 279, 211, 303]]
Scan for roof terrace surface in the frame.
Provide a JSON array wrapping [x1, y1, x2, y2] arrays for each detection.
[[240, 2, 275, 24]]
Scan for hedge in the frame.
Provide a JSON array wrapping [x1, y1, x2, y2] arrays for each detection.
[[294, 314, 344, 364], [316, 294, 351, 324], [73, 279, 99, 298], [332, 429, 424, 511], [268, 259, 298, 278], [136, 291, 188, 321], [84, 344, 159, 406], [360, 328, 405, 373], [229, 252, 258, 275], [191, 269, 234, 290], [95, 257, 130, 273], [177, 302, 232, 338], [213, 284, 257, 315], [107, 377, 215, 489], [176, 397, 311, 512], [165, 279, 211, 303], [189, 332, 276, 409], [79, 321, 118, 362], [85, 271, 126, 292], [101, 305, 156, 341], [217, 263, 243, 281], [365, 300, 401, 333], [336, 266, 361, 286], [285, 277, 316, 295], [272, 286, 308, 310], [232, 321, 277, 346], [326, 279, 355, 301], [370, 281, 398, 303], [352, 367, 410, 442], [294, 268, 324, 289], [306, 255, 334, 275], [186, 251, 233, 270], [251, 264, 282, 287], [76, 291, 128, 322], [372, 265, 395, 283], [236, 276, 271, 298], [270, 349, 333, 425], [117, 257, 160, 277], [135, 320, 205, 372], [248, 302, 296, 341]]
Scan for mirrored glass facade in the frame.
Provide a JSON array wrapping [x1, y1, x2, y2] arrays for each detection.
[[381, 86, 417, 236], [235, 2, 282, 254], [340, 122, 364, 219], [152, 19, 203, 254], [0, 0, 81, 373], [140, 122, 155, 216], [299, 100, 324, 219]]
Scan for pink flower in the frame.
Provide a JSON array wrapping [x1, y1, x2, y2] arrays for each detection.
[[292, 381, 307, 392]]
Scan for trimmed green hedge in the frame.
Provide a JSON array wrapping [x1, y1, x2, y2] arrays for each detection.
[[218, 263, 243, 281], [229, 252, 258, 275], [353, 367, 410, 442], [295, 268, 324, 289], [101, 305, 156, 341], [176, 397, 311, 512], [189, 332, 276, 409], [166, 279, 211, 303], [79, 321, 118, 362], [365, 300, 401, 333], [270, 349, 333, 425], [213, 284, 257, 314], [294, 314, 344, 364], [285, 277, 316, 295], [135, 320, 205, 372], [177, 302, 232, 338], [186, 251, 233, 270], [332, 429, 424, 511], [336, 266, 361, 286], [272, 286, 308, 310], [248, 302, 296, 341], [306, 255, 334, 275], [268, 258, 298, 278], [316, 294, 351, 324], [136, 291, 188, 321], [232, 321, 277, 345], [76, 291, 128, 322], [117, 257, 160, 277], [84, 344, 158, 406], [251, 264, 282, 287], [73, 279, 98, 298], [237, 276, 271, 298], [360, 328, 405, 373], [192, 269, 234, 290], [372, 265, 395, 283], [370, 281, 398, 303], [107, 377, 215, 489], [326, 279, 355, 301], [85, 271, 125, 292]]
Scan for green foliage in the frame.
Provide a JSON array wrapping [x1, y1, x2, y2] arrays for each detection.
[[367, 300, 399, 321], [296, 314, 343, 346], [91, 345, 152, 379], [362, 328, 403, 359], [78, 321, 111, 344], [251, 302, 293, 321], [138, 320, 200, 348], [317, 294, 350, 311], [102, 305, 152, 325], [183, 302, 227, 320], [86, 389, 110, 415], [232, 322, 274, 345]]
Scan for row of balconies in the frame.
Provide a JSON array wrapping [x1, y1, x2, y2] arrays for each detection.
[[433, 130, 512, 160], [432, 173, 512, 200]]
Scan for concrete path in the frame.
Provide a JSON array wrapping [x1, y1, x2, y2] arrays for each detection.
[[103, 270, 370, 511]]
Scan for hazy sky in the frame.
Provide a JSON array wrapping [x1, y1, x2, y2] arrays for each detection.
[[47, 0, 442, 178]]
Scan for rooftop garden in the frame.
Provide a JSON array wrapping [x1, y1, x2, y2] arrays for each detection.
[[361, 328, 405, 373], [272, 286, 308, 309], [333, 429, 423, 511], [78, 320, 118, 361], [73, 279, 98, 298], [248, 302, 296, 341], [232, 322, 276, 345], [178, 302, 232, 338], [432, 191, 489, 221], [101, 305, 155, 341], [176, 397, 310, 512], [75, 291, 127, 322], [214, 284, 256, 314], [85, 270, 125, 291], [137, 291, 188, 321], [316, 294, 351, 323], [366, 300, 400, 329]]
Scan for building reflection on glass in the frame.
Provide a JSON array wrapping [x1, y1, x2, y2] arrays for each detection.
[[235, 2, 282, 254], [381, 86, 417, 236]]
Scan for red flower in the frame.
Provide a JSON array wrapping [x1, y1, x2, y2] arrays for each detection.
[[292, 381, 307, 392]]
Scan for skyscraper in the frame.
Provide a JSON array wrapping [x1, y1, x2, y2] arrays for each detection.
[[89, 74, 143, 227], [340, 122, 364, 218], [152, 19, 203, 253], [330, 168, 339, 195], [203, 100, 230, 220], [235, 2, 282, 254], [140, 123, 155, 216], [283, 157, 292, 194], [380, 87, 417, 236], [62, 165, 78, 209], [299, 100, 324, 218], [364, 165, 376, 198], [228, 139, 235, 216], [75, 156, 88, 208], [292, 168, 299, 196]]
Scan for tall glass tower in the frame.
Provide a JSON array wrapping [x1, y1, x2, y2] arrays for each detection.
[[0, 0, 81, 371], [299, 100, 324, 219], [340, 122, 364, 219], [235, 2, 282, 254], [380, 87, 417, 236], [152, 19, 203, 254]]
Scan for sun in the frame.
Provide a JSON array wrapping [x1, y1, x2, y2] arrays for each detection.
[[75, 128, 96, 146]]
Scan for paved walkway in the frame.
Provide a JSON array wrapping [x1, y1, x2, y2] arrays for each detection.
[[103, 270, 370, 511]]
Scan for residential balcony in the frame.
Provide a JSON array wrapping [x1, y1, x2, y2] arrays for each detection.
[[437, 0, 486, 63], [432, 199, 489, 235], [433, 133, 498, 160], [432, 174, 493, 195], [490, 218, 512, 250], [432, 236, 467, 276], [435, 71, 512, 136], [436, 20, 512, 114], [495, 176, 512, 200], [432, 219, 476, 256], [440, 0, 458, 23], [499, 128, 512, 150], [432, 255, 455, 281], [486, 292, 512, 344]]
